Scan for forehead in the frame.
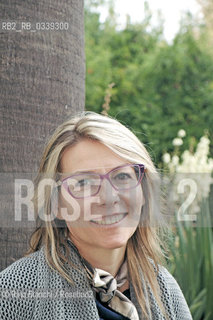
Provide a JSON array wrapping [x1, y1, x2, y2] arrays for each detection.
[[60, 139, 127, 173]]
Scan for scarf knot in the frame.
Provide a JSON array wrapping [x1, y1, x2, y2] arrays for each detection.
[[93, 268, 117, 302], [84, 260, 139, 320], [67, 239, 139, 320]]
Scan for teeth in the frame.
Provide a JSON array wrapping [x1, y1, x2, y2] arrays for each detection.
[[91, 213, 126, 225]]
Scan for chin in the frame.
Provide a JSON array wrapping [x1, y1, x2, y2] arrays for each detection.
[[100, 239, 129, 250]]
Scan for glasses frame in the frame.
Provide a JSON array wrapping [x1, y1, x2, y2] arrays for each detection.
[[58, 163, 145, 199]]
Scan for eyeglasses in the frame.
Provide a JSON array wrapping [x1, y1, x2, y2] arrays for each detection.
[[58, 164, 145, 199]]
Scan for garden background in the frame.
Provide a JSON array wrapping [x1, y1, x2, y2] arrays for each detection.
[[85, 0, 213, 319]]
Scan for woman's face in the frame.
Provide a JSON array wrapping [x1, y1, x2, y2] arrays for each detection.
[[59, 139, 144, 251]]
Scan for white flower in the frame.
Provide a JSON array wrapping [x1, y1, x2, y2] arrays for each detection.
[[208, 159, 213, 169], [181, 150, 192, 165], [163, 153, 171, 164], [200, 136, 210, 145], [178, 129, 186, 138], [172, 138, 183, 147], [172, 155, 179, 166], [166, 134, 213, 215]]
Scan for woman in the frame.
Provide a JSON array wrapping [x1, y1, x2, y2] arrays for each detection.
[[0, 111, 192, 319]]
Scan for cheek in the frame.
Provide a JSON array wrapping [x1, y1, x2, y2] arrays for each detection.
[[126, 186, 144, 210], [59, 190, 101, 223], [58, 188, 82, 221]]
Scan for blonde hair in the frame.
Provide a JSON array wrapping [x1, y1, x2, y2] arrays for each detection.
[[27, 111, 166, 318]]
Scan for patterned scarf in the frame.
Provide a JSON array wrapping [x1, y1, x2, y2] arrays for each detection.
[[67, 238, 139, 319], [80, 254, 139, 320]]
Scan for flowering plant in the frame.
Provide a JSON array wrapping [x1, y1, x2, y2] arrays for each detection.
[[162, 130, 213, 218]]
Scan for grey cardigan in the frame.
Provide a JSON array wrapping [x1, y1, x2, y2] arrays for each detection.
[[0, 241, 192, 320]]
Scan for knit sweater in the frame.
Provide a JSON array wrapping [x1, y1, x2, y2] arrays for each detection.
[[0, 242, 192, 320]]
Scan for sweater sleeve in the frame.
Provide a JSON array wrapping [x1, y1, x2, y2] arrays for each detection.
[[0, 248, 99, 320], [0, 252, 40, 320], [157, 266, 193, 320]]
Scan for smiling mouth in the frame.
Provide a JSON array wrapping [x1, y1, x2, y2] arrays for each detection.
[[90, 213, 127, 225]]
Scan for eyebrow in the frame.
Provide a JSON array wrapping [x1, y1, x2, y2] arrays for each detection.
[[59, 171, 94, 179], [73, 170, 98, 174], [63, 164, 129, 176]]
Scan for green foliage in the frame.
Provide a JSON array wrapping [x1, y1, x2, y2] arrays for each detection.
[[141, 31, 213, 164], [167, 199, 213, 319], [85, 3, 213, 166], [84, 6, 213, 319], [85, 4, 112, 111]]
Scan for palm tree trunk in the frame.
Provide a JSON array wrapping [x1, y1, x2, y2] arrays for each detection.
[[0, 0, 85, 270]]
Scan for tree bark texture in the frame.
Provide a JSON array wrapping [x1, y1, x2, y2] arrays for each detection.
[[0, 0, 85, 271]]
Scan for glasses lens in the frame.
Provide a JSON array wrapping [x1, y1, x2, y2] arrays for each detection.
[[65, 174, 101, 198], [109, 165, 141, 190]]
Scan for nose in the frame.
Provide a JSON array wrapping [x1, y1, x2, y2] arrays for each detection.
[[98, 177, 119, 206]]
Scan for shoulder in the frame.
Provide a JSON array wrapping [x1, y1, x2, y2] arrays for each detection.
[[156, 266, 192, 320], [0, 249, 44, 289], [157, 265, 186, 300], [0, 249, 44, 320]]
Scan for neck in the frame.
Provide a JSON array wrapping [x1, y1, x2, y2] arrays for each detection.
[[69, 236, 126, 277]]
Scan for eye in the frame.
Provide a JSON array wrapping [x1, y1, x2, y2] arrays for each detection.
[[76, 179, 91, 187], [114, 172, 132, 180]]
